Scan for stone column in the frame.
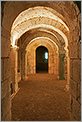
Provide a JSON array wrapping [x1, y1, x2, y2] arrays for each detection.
[[64, 56, 67, 79], [34, 49, 36, 74], [49, 51, 51, 74], [25, 50, 27, 78], [1, 57, 11, 121], [59, 53, 65, 80], [56, 52, 59, 79], [66, 54, 70, 91], [21, 50, 26, 80], [14, 47, 19, 92], [18, 48, 21, 72], [50, 52, 54, 74], [10, 47, 19, 94], [1, 27, 11, 120]]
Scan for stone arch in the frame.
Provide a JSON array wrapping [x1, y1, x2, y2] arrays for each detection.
[[12, 6, 69, 31], [36, 45, 48, 73], [10, 6, 69, 49], [20, 29, 65, 51], [1, 2, 81, 121], [10, 5, 69, 88], [25, 37, 59, 78]]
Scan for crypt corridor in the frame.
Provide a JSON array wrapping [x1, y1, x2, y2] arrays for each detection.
[[1, 1, 81, 121]]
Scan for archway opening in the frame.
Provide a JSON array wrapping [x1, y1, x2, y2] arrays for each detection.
[[36, 46, 48, 73]]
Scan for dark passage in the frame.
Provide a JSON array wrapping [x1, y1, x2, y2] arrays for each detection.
[[36, 46, 48, 73]]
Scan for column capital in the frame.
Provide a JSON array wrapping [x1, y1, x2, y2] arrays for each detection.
[[11, 45, 19, 51], [59, 53, 65, 59], [59, 46, 66, 53]]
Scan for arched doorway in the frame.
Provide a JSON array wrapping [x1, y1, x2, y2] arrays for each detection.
[[36, 46, 48, 73]]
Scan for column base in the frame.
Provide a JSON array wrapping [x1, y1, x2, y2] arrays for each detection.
[[59, 77, 65, 80], [65, 84, 69, 91], [11, 88, 20, 99]]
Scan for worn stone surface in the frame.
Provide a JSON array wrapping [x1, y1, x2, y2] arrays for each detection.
[[72, 97, 81, 120], [1, 31, 10, 57], [72, 59, 81, 83], [77, 41, 81, 59], [1, 57, 10, 81], [77, 84, 81, 103], [12, 74, 70, 121], [70, 59, 73, 79], [69, 42, 79, 59], [1, 92, 11, 121], [70, 79, 77, 99], [1, 79, 11, 99]]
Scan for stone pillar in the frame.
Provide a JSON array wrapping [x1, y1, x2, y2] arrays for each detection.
[[34, 50, 36, 74], [56, 53, 59, 79], [18, 48, 21, 72], [64, 56, 67, 79], [10, 47, 19, 93], [53, 51, 59, 78], [1, 27, 11, 120], [17, 48, 21, 82], [49, 51, 54, 74], [49, 51, 51, 74], [69, 41, 81, 120], [21, 50, 26, 80], [66, 54, 70, 91], [1, 57, 11, 121], [50, 52, 54, 74], [25, 50, 27, 78], [14, 47, 19, 92], [59, 53, 65, 80]]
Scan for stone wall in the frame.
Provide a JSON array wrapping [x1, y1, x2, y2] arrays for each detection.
[[1, 26, 11, 120], [68, 3, 81, 120], [1, 1, 81, 121], [69, 41, 81, 120]]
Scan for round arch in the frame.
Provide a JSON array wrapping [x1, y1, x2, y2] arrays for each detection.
[[20, 29, 65, 51], [10, 6, 69, 50], [25, 37, 58, 77], [36, 45, 48, 73]]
